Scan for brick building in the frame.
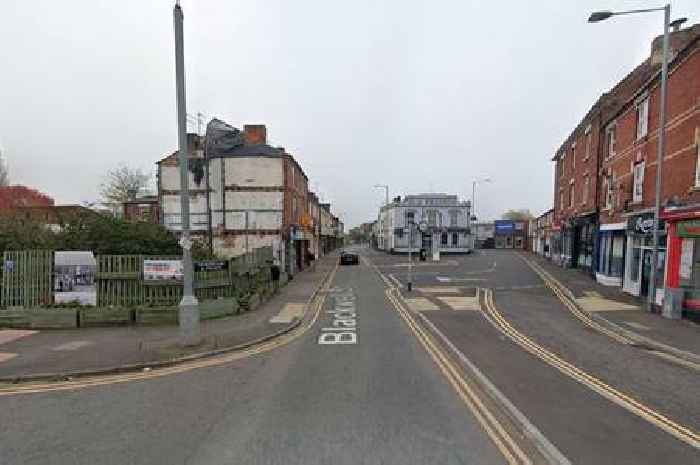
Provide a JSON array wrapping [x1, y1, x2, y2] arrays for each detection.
[[157, 119, 339, 274], [550, 22, 700, 313], [0, 185, 54, 210]]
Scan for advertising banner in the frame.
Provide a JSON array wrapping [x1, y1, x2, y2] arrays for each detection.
[[143, 260, 183, 282]]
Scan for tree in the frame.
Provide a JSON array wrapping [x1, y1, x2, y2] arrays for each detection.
[[0, 148, 9, 187], [99, 164, 151, 212], [501, 209, 534, 221]]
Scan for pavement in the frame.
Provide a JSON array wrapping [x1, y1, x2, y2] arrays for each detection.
[[525, 252, 700, 358], [0, 254, 337, 379], [1, 246, 698, 464]]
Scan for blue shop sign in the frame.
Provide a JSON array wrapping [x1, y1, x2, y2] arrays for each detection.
[[494, 220, 515, 234]]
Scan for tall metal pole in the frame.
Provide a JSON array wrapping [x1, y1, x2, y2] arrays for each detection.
[[174, 1, 200, 346], [407, 222, 413, 292], [472, 181, 477, 220], [648, 4, 670, 311]]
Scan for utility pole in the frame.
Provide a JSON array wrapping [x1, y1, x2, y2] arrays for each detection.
[[407, 221, 413, 292], [174, 0, 200, 346]]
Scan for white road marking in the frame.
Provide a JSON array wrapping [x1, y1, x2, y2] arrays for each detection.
[[51, 341, 93, 352], [318, 287, 358, 345], [0, 330, 38, 346], [269, 303, 306, 324]]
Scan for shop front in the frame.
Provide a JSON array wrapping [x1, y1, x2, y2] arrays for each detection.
[[573, 213, 596, 273], [596, 222, 626, 287], [623, 213, 666, 305], [558, 220, 575, 268], [661, 207, 700, 317]]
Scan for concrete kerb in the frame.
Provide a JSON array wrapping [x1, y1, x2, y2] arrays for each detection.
[[0, 260, 338, 385], [520, 253, 700, 368]]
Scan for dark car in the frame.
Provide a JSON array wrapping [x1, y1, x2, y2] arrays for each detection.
[[339, 251, 359, 265]]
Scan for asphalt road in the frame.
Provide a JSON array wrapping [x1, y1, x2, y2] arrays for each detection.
[[0, 248, 504, 465], [2, 246, 698, 464]]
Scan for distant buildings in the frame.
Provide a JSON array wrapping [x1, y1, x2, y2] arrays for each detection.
[[374, 193, 472, 255]]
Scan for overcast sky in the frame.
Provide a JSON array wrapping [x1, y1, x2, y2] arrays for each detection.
[[2, 1, 699, 227]]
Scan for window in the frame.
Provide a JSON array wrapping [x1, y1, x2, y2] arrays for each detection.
[[560, 190, 564, 210], [449, 210, 459, 227], [452, 232, 459, 246], [605, 124, 616, 158], [441, 233, 448, 245], [584, 125, 592, 160], [396, 228, 403, 239], [633, 161, 645, 203], [583, 175, 589, 205], [636, 96, 649, 139], [559, 151, 565, 177], [406, 211, 415, 225], [428, 210, 438, 226], [569, 180, 574, 208], [605, 174, 614, 210], [571, 142, 576, 168]]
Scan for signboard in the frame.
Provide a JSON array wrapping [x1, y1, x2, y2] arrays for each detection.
[[194, 260, 228, 272], [494, 220, 515, 234], [680, 238, 694, 280], [678, 220, 700, 238], [143, 259, 183, 282], [627, 213, 665, 235]]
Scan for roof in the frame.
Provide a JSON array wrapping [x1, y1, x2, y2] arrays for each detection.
[[55, 251, 96, 267]]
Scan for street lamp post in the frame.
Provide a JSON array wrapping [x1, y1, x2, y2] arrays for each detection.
[[471, 177, 491, 222], [588, 4, 672, 311], [174, 1, 200, 346], [407, 221, 413, 292], [374, 184, 389, 205]]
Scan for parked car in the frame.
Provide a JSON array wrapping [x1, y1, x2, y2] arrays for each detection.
[[339, 251, 359, 265]]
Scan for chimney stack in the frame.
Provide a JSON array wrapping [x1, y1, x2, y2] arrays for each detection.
[[244, 124, 267, 145]]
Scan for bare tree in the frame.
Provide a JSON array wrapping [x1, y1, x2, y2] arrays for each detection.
[[99, 164, 151, 213], [501, 209, 534, 221], [0, 148, 9, 187]]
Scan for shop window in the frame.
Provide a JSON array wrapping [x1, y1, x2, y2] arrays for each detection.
[[633, 161, 645, 203]]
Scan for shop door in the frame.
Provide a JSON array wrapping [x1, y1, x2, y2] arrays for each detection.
[[641, 249, 653, 297], [422, 233, 432, 253]]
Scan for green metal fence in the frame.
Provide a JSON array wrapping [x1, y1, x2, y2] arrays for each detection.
[[0, 250, 54, 308], [95, 246, 273, 307]]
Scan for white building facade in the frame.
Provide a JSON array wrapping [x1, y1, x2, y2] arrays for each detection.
[[376, 193, 472, 254]]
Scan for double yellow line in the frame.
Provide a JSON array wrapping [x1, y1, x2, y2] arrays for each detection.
[[521, 255, 700, 371], [480, 288, 700, 449], [369, 260, 533, 465], [0, 263, 339, 397], [522, 257, 632, 344]]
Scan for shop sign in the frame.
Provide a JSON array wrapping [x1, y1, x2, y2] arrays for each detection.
[[495, 220, 515, 234], [677, 220, 700, 238], [194, 260, 228, 272], [627, 214, 664, 235], [143, 259, 183, 282]]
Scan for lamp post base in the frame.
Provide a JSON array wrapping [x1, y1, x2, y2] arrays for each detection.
[[179, 295, 201, 347]]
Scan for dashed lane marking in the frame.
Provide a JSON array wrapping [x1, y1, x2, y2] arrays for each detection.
[[269, 303, 307, 324]]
